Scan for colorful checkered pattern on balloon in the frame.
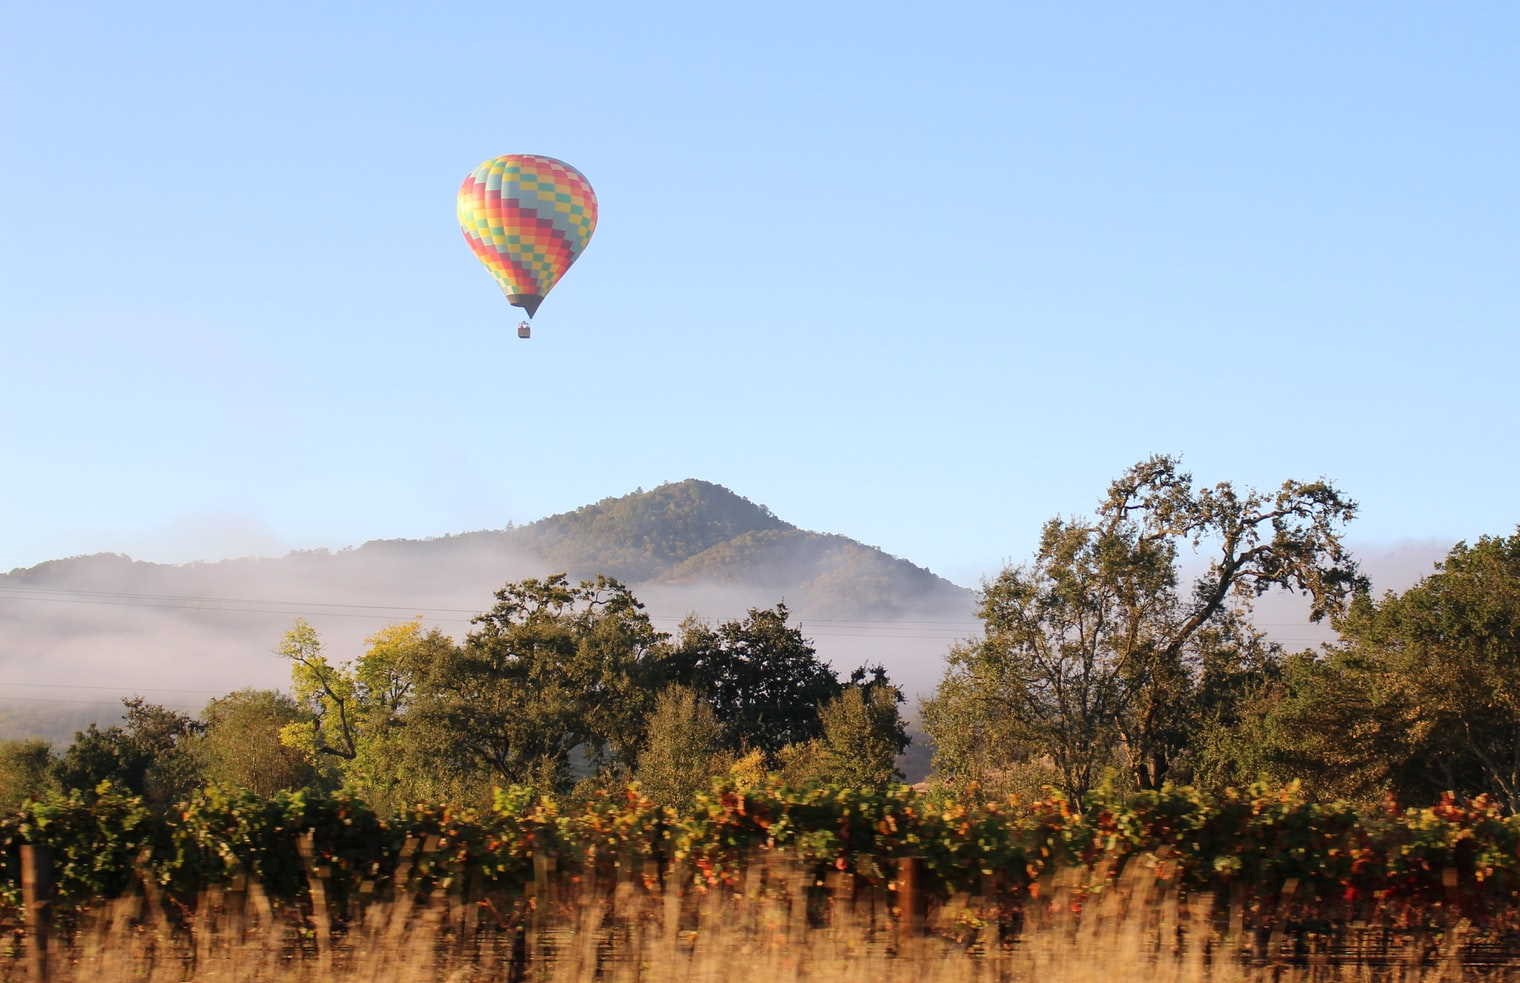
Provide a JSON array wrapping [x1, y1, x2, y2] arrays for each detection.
[[457, 154, 598, 301]]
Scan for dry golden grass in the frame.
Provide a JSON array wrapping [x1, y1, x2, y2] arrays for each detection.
[[11, 860, 1519, 982]]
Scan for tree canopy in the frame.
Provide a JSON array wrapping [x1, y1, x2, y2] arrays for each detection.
[[1243, 531, 1520, 809], [924, 455, 1363, 804], [26, 463, 1520, 818], [668, 604, 842, 757]]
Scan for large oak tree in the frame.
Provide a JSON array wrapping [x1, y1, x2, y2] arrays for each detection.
[[924, 455, 1363, 803]]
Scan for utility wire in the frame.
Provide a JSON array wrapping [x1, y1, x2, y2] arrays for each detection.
[[0, 594, 1325, 642], [0, 588, 984, 640], [0, 681, 229, 694], [0, 583, 1328, 629], [0, 693, 202, 708], [0, 584, 987, 627]]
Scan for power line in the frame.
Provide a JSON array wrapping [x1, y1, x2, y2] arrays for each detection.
[[0, 591, 473, 624], [0, 584, 989, 628], [0, 680, 229, 695], [0, 584, 484, 615], [0, 693, 201, 708], [0, 584, 1335, 642], [0, 583, 1335, 627], [0, 587, 984, 640]]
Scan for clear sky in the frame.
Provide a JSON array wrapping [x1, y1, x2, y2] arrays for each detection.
[[3, 1, 1516, 587]]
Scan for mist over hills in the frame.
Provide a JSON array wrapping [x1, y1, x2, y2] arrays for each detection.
[[0, 478, 1460, 748], [0, 480, 977, 742], [339, 479, 971, 616]]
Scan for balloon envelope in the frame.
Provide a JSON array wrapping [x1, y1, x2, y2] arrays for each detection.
[[457, 154, 598, 318]]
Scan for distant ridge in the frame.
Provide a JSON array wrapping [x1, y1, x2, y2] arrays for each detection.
[[0, 479, 976, 746], [3, 479, 973, 621]]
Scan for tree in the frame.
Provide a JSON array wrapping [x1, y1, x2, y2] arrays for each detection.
[[1171, 619, 1285, 790], [1218, 648, 1399, 802], [346, 620, 459, 808], [278, 619, 456, 809], [669, 604, 841, 757], [410, 575, 668, 791], [53, 697, 203, 804], [1254, 532, 1520, 808], [810, 668, 910, 788], [920, 665, 1037, 792], [635, 686, 729, 807], [0, 740, 55, 808], [924, 455, 1363, 804], [279, 619, 360, 762], [198, 689, 316, 796]]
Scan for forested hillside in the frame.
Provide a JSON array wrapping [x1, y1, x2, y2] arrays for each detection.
[[0, 480, 975, 745], [512, 480, 790, 581], [1, 479, 971, 619]]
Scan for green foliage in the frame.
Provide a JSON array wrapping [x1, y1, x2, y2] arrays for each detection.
[[0, 782, 152, 908], [635, 686, 730, 808], [1247, 532, 1520, 809], [279, 619, 460, 809], [197, 689, 316, 797], [6, 781, 1520, 931], [410, 575, 668, 791], [670, 604, 841, 757], [920, 662, 1032, 790], [263, 578, 914, 810], [278, 618, 360, 762], [164, 785, 392, 900], [52, 698, 202, 806], [782, 669, 909, 789], [0, 740, 55, 810], [926, 455, 1362, 804], [1159, 618, 1286, 790]]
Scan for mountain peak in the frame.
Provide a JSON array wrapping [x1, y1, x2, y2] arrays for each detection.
[[2, 479, 973, 628], [512, 480, 792, 582]]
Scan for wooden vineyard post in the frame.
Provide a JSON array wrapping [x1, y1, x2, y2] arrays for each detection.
[[384, 836, 422, 951], [297, 831, 334, 978], [829, 867, 854, 926], [530, 849, 555, 977], [1266, 877, 1300, 964], [20, 844, 51, 983], [895, 856, 921, 949]]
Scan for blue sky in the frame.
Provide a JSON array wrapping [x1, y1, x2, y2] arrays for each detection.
[[3, 1, 1517, 587]]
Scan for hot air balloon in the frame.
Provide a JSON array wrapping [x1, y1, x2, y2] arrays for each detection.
[[457, 154, 598, 338]]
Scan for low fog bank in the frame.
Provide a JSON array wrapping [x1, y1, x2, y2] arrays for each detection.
[[0, 536, 1461, 746], [0, 540, 974, 744]]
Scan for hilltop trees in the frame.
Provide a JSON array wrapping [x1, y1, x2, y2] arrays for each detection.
[[924, 456, 1364, 804], [513, 480, 789, 582]]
